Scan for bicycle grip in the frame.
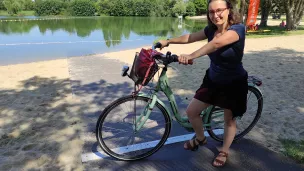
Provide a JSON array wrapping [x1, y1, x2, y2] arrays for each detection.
[[154, 42, 162, 49], [172, 55, 194, 65]]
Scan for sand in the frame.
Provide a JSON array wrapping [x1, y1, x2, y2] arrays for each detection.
[[0, 60, 84, 170], [0, 34, 303, 170]]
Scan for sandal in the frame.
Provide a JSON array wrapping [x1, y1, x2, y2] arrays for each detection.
[[184, 136, 207, 151], [212, 151, 228, 167]]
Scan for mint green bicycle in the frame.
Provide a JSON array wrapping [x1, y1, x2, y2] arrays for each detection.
[[96, 43, 263, 161]]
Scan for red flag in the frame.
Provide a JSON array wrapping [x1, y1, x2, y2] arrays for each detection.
[[246, 0, 260, 26]]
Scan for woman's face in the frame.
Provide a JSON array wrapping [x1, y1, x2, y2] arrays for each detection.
[[208, 0, 229, 26]]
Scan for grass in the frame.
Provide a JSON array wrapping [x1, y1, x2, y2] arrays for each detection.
[[246, 26, 304, 38], [18, 11, 35, 16], [0, 10, 35, 16], [280, 139, 304, 164], [0, 10, 8, 16]]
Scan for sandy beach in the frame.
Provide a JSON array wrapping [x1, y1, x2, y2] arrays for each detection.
[[0, 60, 84, 170], [0, 34, 304, 170]]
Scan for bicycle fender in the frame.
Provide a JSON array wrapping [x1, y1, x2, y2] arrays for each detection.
[[248, 84, 264, 97]]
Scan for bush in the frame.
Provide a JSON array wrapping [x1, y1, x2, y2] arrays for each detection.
[[186, 2, 196, 16], [191, 0, 208, 15], [69, 0, 96, 16], [172, 0, 187, 17], [132, 0, 152, 16], [96, 0, 171, 17], [3, 0, 22, 14], [24, 0, 35, 11], [35, 0, 64, 16], [96, 0, 111, 15], [0, 0, 6, 10]]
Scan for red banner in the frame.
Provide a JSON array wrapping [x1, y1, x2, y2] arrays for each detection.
[[246, 0, 260, 26]]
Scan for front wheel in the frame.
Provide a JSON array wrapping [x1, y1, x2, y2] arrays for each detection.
[[207, 86, 263, 142], [96, 95, 171, 161]]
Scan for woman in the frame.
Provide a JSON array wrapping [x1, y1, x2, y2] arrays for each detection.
[[158, 0, 247, 167]]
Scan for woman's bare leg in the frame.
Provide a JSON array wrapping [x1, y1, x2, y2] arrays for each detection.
[[184, 98, 210, 148], [213, 109, 236, 166]]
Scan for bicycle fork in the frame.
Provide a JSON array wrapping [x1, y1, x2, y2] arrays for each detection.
[[132, 94, 157, 133]]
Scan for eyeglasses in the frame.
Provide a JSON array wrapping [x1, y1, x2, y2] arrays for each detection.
[[208, 8, 227, 16]]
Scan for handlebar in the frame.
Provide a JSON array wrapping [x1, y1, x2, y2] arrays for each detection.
[[153, 42, 162, 50], [153, 42, 193, 65]]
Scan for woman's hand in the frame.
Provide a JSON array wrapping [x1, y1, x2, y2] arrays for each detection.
[[178, 54, 194, 65], [158, 40, 169, 50]]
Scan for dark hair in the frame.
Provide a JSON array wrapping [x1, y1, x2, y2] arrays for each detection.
[[207, 0, 241, 30]]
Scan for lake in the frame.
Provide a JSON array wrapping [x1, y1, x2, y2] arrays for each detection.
[[0, 16, 207, 65]]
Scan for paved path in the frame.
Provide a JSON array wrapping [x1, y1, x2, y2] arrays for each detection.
[[67, 55, 304, 171]]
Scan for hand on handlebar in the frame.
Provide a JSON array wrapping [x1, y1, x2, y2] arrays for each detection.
[[178, 54, 194, 65], [156, 40, 169, 50]]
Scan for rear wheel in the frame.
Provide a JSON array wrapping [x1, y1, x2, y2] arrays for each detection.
[[207, 86, 263, 142], [96, 95, 171, 161]]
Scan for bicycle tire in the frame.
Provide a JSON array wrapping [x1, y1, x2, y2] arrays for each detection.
[[207, 86, 263, 142], [96, 95, 171, 161]]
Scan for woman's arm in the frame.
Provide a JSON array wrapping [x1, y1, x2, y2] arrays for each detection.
[[178, 30, 240, 64], [189, 30, 240, 60], [158, 29, 208, 49]]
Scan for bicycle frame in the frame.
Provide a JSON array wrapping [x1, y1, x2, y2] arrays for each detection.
[[134, 65, 215, 132], [133, 64, 264, 133]]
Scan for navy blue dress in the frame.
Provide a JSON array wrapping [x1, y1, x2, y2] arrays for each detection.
[[194, 24, 248, 118]]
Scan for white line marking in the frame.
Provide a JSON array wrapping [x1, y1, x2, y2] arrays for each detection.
[[81, 129, 224, 162]]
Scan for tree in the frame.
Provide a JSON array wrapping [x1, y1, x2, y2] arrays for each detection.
[[0, 0, 6, 10], [260, 0, 272, 27], [186, 1, 196, 16], [191, 0, 207, 15], [35, 0, 64, 16], [3, 0, 23, 14], [272, 0, 284, 15], [239, 0, 247, 23], [230, 0, 239, 11], [24, 0, 34, 10], [283, 0, 304, 30], [69, 0, 96, 16], [172, 0, 187, 17], [228, 0, 247, 23]]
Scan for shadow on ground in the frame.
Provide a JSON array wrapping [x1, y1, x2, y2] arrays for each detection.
[[0, 47, 303, 170]]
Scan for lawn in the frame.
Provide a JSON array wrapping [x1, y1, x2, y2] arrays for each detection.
[[280, 139, 304, 164], [0, 10, 35, 16], [246, 26, 304, 38]]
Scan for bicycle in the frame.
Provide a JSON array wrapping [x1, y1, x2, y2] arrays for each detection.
[[96, 43, 264, 161]]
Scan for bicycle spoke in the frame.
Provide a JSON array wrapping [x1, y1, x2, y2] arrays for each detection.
[[97, 96, 171, 160], [208, 87, 263, 142]]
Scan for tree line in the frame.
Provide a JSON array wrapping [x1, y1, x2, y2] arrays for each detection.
[[0, 0, 208, 17], [1, 0, 303, 30]]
